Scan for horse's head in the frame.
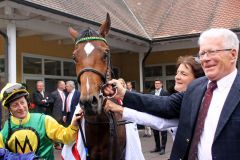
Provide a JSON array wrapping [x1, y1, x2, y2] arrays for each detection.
[[69, 13, 111, 115]]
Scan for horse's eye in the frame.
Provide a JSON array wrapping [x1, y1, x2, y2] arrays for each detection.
[[103, 52, 108, 60], [72, 52, 78, 63], [102, 48, 109, 60], [73, 55, 77, 63]]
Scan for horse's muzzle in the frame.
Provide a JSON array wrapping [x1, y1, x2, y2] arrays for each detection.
[[80, 95, 102, 115]]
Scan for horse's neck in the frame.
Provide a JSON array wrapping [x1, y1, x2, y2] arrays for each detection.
[[85, 112, 108, 122], [84, 111, 126, 160]]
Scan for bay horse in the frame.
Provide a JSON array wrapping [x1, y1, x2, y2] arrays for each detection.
[[69, 13, 126, 160]]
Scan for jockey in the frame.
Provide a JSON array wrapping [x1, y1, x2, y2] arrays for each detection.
[[0, 83, 83, 160]]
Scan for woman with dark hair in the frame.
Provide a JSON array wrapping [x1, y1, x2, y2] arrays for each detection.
[[104, 55, 205, 141]]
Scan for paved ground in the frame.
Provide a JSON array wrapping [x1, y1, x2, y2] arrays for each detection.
[[55, 129, 173, 160], [139, 129, 173, 160]]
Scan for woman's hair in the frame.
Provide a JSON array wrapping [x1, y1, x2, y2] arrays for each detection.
[[176, 55, 205, 78]]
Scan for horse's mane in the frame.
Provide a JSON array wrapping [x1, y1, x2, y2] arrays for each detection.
[[77, 27, 100, 39]]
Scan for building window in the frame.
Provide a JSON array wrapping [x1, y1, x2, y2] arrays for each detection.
[[44, 59, 61, 75], [144, 64, 175, 93], [166, 79, 176, 94], [63, 61, 76, 77], [144, 81, 154, 92], [23, 54, 77, 94], [23, 57, 42, 74], [166, 65, 176, 76], [144, 66, 162, 77]]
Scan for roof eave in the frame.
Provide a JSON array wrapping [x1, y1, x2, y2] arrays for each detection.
[[152, 33, 200, 43], [10, 0, 150, 43]]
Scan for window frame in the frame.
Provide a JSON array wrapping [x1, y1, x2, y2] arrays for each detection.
[[22, 53, 76, 83], [144, 63, 175, 92]]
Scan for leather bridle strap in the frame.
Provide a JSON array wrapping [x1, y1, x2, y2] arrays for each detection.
[[75, 36, 112, 85], [77, 67, 106, 85]]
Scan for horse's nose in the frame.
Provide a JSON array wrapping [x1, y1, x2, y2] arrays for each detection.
[[80, 95, 98, 110]]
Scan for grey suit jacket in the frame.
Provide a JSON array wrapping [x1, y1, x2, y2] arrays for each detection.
[[123, 72, 240, 160], [50, 90, 65, 122]]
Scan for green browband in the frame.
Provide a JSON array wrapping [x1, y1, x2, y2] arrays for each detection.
[[75, 37, 107, 45]]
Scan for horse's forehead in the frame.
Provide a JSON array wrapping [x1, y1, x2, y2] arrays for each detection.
[[84, 42, 95, 56], [80, 41, 107, 57]]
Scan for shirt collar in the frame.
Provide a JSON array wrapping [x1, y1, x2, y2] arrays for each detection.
[[209, 69, 237, 91], [69, 89, 75, 94], [58, 89, 63, 93], [11, 112, 30, 125], [155, 88, 162, 92]]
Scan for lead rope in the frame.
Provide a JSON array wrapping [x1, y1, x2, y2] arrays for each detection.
[[78, 119, 90, 160]]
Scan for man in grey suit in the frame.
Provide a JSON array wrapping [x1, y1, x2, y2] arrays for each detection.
[[50, 80, 66, 123], [105, 28, 240, 160], [50, 80, 66, 150]]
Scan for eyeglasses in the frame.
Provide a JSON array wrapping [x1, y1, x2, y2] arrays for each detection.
[[198, 49, 232, 59]]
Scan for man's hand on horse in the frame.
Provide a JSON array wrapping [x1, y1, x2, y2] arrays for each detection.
[[71, 109, 84, 127], [102, 79, 126, 99], [104, 99, 124, 115]]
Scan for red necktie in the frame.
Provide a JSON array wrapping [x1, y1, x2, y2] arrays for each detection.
[[188, 81, 217, 160]]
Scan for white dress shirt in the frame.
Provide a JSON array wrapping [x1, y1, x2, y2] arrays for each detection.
[[155, 88, 162, 96], [198, 69, 237, 160], [66, 89, 75, 112], [58, 89, 66, 111], [41, 91, 44, 97]]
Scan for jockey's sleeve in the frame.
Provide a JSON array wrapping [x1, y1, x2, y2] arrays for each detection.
[[0, 133, 4, 148], [45, 115, 79, 145]]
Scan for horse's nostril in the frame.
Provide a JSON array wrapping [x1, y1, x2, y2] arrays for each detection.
[[80, 96, 98, 108], [91, 96, 98, 107]]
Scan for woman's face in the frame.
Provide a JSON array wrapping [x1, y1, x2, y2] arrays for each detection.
[[174, 63, 195, 92]]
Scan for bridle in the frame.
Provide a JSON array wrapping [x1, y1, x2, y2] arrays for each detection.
[[75, 36, 112, 85], [74, 34, 127, 160]]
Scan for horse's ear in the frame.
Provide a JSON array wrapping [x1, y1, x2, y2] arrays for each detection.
[[69, 27, 79, 40], [99, 13, 111, 38]]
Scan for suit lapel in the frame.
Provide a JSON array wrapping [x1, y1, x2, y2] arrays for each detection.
[[38, 91, 44, 98], [160, 89, 164, 96], [190, 79, 208, 127], [71, 91, 76, 104], [56, 91, 62, 102], [214, 73, 240, 141]]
